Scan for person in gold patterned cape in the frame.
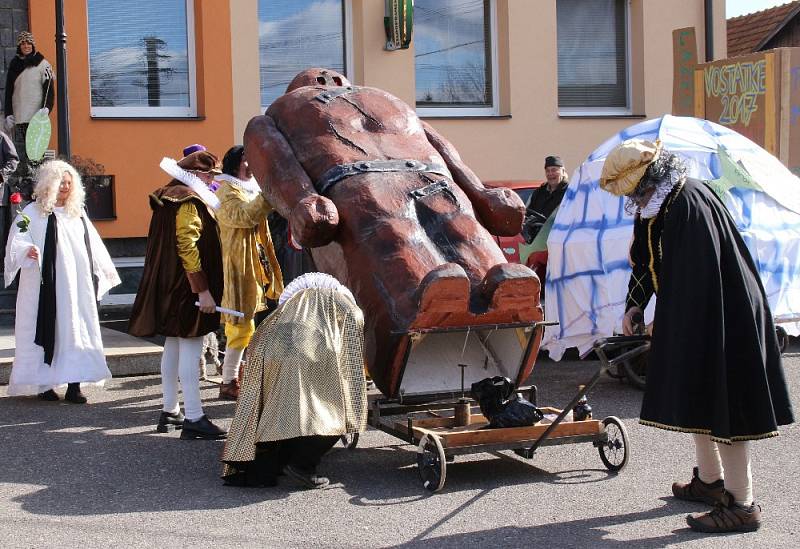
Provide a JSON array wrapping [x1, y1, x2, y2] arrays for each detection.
[[221, 273, 366, 489]]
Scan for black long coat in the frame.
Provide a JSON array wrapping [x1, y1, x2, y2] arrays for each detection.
[[629, 178, 793, 442]]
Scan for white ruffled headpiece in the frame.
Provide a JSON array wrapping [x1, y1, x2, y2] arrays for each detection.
[[159, 157, 221, 210], [278, 272, 356, 306]]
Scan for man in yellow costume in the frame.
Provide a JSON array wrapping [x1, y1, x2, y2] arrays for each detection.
[[214, 145, 283, 400]]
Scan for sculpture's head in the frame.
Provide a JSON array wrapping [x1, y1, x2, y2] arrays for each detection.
[[286, 68, 351, 93]]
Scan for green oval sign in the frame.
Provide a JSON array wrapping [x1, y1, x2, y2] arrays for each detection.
[[25, 110, 52, 162]]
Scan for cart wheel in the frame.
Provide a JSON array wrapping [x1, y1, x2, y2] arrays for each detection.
[[416, 433, 447, 492], [340, 432, 359, 450], [598, 416, 629, 472], [622, 352, 647, 391], [776, 326, 789, 354]]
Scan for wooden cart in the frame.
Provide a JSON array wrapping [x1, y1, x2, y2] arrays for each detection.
[[343, 324, 648, 492]]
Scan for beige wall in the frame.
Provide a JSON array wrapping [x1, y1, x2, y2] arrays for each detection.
[[232, 0, 726, 181], [425, 0, 727, 182], [230, 0, 261, 143]]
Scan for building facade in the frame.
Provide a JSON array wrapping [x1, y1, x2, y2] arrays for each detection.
[[21, 0, 726, 242]]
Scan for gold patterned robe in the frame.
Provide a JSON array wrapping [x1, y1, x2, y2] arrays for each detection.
[[222, 288, 368, 473], [215, 180, 283, 323]]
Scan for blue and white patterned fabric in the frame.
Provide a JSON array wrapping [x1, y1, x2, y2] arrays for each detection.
[[543, 115, 800, 360]]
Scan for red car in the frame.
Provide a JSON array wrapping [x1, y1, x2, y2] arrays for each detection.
[[484, 180, 544, 264]]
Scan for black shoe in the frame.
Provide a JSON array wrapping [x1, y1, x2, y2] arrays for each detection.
[[283, 464, 330, 489], [38, 389, 60, 401], [156, 411, 185, 433], [180, 415, 227, 440], [64, 383, 87, 404]]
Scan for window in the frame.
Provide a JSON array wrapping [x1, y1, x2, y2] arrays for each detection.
[[87, 0, 196, 117], [415, 0, 498, 116], [557, 0, 629, 114], [258, 0, 349, 109]]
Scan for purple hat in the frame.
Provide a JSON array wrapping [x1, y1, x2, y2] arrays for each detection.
[[182, 144, 207, 157]]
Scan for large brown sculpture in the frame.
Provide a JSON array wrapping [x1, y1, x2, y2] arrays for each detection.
[[245, 68, 542, 397]]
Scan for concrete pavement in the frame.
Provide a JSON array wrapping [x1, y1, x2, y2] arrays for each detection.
[[0, 326, 163, 384], [0, 343, 798, 548]]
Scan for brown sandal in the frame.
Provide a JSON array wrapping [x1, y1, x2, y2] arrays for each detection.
[[686, 491, 762, 533], [672, 467, 726, 505]]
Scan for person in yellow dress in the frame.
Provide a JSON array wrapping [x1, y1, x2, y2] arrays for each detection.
[[214, 145, 283, 399]]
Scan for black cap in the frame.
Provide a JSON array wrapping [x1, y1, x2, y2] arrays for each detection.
[[544, 155, 563, 168]]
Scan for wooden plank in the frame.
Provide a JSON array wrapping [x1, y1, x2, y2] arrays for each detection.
[[399, 416, 602, 448], [765, 51, 777, 154]]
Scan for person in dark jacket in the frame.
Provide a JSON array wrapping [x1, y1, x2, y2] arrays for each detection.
[[601, 138, 794, 534], [0, 130, 19, 263], [522, 155, 568, 243], [129, 150, 227, 440]]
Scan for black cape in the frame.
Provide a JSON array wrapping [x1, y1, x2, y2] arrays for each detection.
[[630, 178, 794, 442]]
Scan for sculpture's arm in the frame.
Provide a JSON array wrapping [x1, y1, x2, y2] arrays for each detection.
[[422, 120, 524, 237], [244, 114, 339, 247]]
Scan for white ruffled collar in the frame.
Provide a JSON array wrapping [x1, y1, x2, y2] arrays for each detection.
[[214, 173, 262, 196], [159, 157, 221, 210], [638, 176, 683, 219]]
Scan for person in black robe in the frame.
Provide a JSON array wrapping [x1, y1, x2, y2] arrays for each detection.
[[600, 139, 794, 534]]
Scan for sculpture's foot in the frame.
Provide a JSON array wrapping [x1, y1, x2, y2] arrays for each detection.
[[477, 263, 540, 312], [416, 263, 470, 314]]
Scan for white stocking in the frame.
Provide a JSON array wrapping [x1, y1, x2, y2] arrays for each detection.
[[222, 347, 245, 383], [692, 433, 723, 483], [160, 337, 180, 414], [177, 337, 205, 421], [717, 441, 753, 506]]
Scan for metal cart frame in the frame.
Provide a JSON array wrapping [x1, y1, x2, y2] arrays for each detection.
[[345, 323, 650, 492]]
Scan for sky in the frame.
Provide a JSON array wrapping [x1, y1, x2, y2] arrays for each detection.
[[727, 0, 796, 18]]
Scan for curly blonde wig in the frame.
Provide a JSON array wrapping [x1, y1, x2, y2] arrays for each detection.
[[33, 160, 85, 218]]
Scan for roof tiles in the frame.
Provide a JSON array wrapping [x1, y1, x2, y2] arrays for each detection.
[[727, 1, 800, 57]]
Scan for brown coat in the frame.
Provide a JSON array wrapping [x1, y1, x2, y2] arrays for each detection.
[[129, 182, 223, 338]]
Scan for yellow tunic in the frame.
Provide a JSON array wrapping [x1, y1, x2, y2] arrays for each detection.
[[215, 180, 283, 323]]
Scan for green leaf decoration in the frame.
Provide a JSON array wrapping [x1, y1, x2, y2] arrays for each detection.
[[25, 110, 52, 162], [706, 146, 762, 201]]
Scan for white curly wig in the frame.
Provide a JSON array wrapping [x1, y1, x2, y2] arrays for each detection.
[[33, 159, 85, 218]]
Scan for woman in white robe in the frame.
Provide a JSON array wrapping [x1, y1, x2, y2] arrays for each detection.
[[4, 160, 120, 402]]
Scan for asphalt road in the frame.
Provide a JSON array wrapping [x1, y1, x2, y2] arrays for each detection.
[[1, 343, 798, 548]]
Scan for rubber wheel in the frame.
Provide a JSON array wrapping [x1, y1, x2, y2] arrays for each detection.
[[622, 351, 647, 391], [776, 326, 789, 354], [417, 433, 447, 492], [598, 416, 630, 472], [339, 432, 359, 450]]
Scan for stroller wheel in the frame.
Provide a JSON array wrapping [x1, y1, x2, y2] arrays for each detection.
[[776, 326, 789, 354], [417, 433, 447, 492], [598, 416, 630, 472]]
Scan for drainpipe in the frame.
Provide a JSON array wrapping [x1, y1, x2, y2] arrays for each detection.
[[55, 0, 71, 159], [704, 0, 714, 61]]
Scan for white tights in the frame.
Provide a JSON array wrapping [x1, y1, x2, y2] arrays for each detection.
[[221, 347, 244, 383], [160, 336, 205, 421], [692, 433, 753, 505]]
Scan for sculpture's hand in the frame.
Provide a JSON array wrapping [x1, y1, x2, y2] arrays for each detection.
[[290, 194, 339, 247], [478, 187, 526, 237]]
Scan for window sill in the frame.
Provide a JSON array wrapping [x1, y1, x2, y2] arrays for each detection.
[[558, 113, 646, 119], [420, 114, 512, 121], [89, 116, 207, 121]]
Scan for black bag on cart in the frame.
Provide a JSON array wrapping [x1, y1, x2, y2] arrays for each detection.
[[471, 376, 543, 429]]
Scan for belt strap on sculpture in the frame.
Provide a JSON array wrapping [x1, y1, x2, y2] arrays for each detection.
[[314, 86, 360, 104], [315, 159, 451, 195]]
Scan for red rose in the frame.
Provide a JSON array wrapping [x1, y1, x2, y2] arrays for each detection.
[[10, 192, 22, 205]]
